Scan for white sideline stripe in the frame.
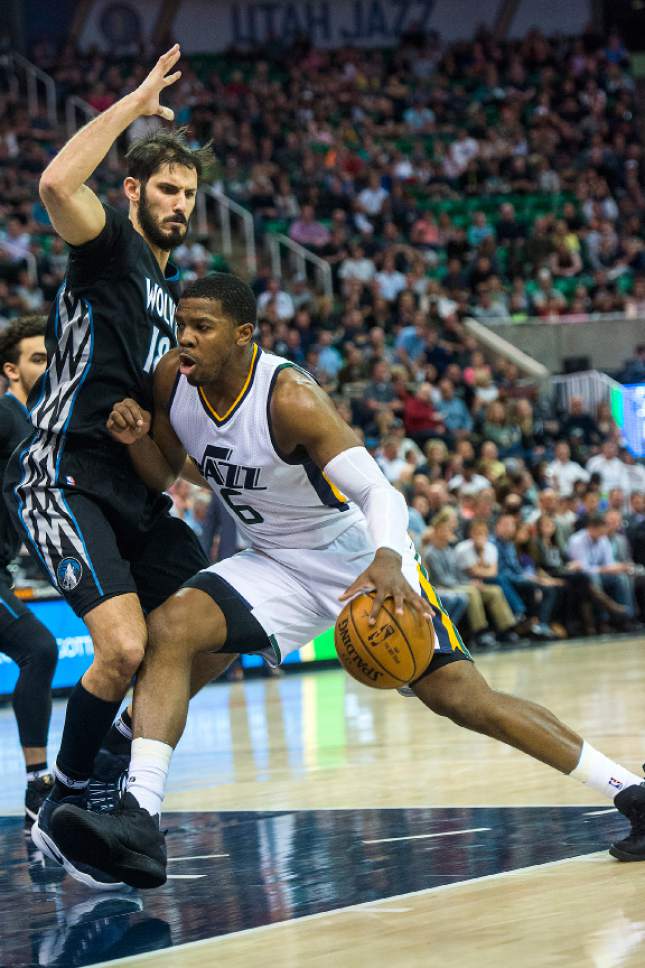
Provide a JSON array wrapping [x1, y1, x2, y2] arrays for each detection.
[[90, 850, 608, 968], [168, 853, 229, 861], [166, 874, 208, 880], [584, 808, 618, 817], [363, 826, 490, 844], [340, 906, 412, 914], [158, 803, 607, 812]]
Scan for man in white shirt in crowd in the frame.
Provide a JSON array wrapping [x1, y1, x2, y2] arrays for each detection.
[[547, 441, 590, 496], [358, 172, 390, 221], [338, 243, 376, 288], [172, 236, 210, 271], [621, 449, 645, 495], [425, 510, 518, 648], [587, 440, 631, 495], [449, 459, 490, 495], [455, 519, 500, 581], [374, 253, 407, 303], [257, 278, 295, 322], [446, 129, 479, 177], [0, 216, 32, 265], [376, 436, 410, 485]]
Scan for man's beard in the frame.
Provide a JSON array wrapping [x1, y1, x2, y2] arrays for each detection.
[[138, 187, 189, 251]]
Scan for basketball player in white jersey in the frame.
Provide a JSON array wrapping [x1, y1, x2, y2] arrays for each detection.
[[51, 273, 645, 888]]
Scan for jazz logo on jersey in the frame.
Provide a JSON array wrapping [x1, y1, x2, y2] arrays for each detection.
[[199, 445, 267, 491], [57, 557, 83, 592]]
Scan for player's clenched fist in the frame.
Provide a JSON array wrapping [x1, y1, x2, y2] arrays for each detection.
[[107, 398, 151, 445]]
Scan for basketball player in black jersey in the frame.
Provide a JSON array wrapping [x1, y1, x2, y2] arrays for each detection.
[[0, 317, 58, 825], [4, 45, 235, 887]]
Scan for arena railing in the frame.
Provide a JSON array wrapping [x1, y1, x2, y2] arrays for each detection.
[[5, 53, 57, 127], [465, 317, 550, 383], [551, 370, 622, 416], [268, 234, 333, 300], [64, 95, 119, 164], [196, 187, 257, 277]]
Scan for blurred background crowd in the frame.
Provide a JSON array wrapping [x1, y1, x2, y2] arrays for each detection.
[[2, 23, 645, 656]]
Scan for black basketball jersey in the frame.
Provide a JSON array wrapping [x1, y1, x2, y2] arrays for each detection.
[[0, 393, 33, 567], [28, 204, 180, 453]]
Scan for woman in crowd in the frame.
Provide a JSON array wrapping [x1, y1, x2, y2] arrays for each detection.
[[481, 401, 522, 459], [532, 513, 625, 635]]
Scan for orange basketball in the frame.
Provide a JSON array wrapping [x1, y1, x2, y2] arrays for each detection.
[[334, 593, 434, 689]]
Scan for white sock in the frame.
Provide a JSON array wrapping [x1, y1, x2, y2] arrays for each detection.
[[126, 738, 173, 818], [570, 741, 642, 801]]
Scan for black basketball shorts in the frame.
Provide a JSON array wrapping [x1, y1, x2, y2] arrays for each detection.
[[5, 437, 208, 618]]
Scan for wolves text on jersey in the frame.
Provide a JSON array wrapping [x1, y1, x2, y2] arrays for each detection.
[[145, 278, 176, 331]]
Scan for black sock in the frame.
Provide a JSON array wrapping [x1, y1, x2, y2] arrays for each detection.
[[26, 761, 48, 782], [102, 708, 133, 756], [53, 681, 121, 801]]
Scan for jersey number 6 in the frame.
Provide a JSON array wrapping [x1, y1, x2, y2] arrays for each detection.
[[220, 487, 264, 525]]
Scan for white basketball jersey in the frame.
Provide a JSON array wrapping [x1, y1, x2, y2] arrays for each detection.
[[169, 346, 364, 550]]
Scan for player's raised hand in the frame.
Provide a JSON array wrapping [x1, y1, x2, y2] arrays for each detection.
[[339, 548, 434, 625], [132, 44, 182, 121], [107, 398, 151, 445]]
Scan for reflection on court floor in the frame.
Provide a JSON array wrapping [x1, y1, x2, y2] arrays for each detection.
[[0, 806, 628, 967]]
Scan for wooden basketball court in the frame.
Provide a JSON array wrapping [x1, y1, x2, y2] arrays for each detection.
[[1, 635, 644, 967]]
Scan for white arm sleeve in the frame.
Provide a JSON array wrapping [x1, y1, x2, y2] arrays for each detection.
[[323, 446, 409, 558]]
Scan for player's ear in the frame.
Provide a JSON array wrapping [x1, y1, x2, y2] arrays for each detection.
[[123, 177, 140, 204], [236, 323, 255, 347], [3, 361, 18, 385]]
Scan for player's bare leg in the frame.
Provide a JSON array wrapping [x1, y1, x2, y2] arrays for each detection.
[[412, 660, 582, 772], [413, 660, 645, 860], [50, 590, 232, 887], [133, 589, 228, 748], [189, 650, 237, 695], [89, 606, 235, 812]]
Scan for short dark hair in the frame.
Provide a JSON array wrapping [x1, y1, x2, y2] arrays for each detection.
[[587, 512, 606, 528], [182, 273, 257, 327], [0, 315, 46, 368], [125, 127, 214, 184]]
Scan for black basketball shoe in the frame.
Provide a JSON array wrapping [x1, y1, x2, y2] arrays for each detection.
[[50, 792, 167, 889], [25, 772, 54, 828], [32, 793, 126, 890], [86, 749, 130, 813], [610, 780, 645, 861]]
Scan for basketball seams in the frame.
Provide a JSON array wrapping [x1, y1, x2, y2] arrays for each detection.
[[348, 595, 412, 685]]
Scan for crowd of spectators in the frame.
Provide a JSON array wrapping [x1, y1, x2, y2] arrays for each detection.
[[2, 26, 645, 324], [2, 28, 645, 655], [370, 381, 645, 648]]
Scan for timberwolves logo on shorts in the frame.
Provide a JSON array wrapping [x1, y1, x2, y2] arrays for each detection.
[[57, 557, 83, 592]]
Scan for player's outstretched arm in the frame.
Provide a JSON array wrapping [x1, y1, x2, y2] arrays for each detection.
[[270, 370, 432, 623], [106, 351, 187, 492], [39, 44, 182, 246]]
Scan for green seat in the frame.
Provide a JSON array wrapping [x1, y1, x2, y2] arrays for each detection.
[[265, 219, 289, 236]]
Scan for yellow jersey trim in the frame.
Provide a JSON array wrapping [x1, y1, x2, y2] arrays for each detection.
[[198, 344, 259, 425]]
